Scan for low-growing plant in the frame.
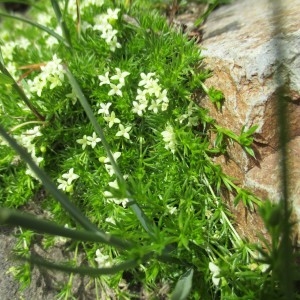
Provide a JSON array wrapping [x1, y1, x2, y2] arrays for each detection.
[[0, 0, 297, 299]]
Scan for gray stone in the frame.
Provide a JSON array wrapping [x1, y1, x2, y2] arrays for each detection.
[[199, 0, 300, 242]]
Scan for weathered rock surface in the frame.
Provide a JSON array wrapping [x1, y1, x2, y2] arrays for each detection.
[[200, 0, 300, 242]]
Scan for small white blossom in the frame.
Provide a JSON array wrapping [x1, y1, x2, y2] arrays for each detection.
[[138, 72, 156, 87], [16, 37, 30, 50], [132, 101, 147, 116], [98, 71, 110, 86], [106, 8, 120, 20], [104, 111, 121, 128], [62, 168, 79, 185], [161, 124, 176, 153], [87, 132, 101, 148], [105, 216, 116, 225], [209, 262, 221, 287], [136, 88, 148, 103], [108, 83, 123, 97], [76, 135, 89, 150], [104, 152, 121, 164], [95, 249, 111, 268], [109, 36, 121, 52], [102, 29, 118, 44], [81, 21, 93, 33], [28, 77, 46, 97], [110, 68, 130, 85], [81, 0, 104, 8], [25, 126, 42, 138], [104, 164, 115, 177], [157, 89, 168, 104], [166, 205, 177, 215], [145, 78, 161, 97], [115, 124, 132, 139], [148, 100, 160, 114], [25, 155, 43, 180], [57, 179, 68, 191], [97, 102, 112, 115]]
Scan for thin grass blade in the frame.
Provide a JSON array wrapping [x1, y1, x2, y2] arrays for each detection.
[[16, 254, 147, 277], [50, 0, 72, 48], [0, 207, 132, 249], [0, 12, 70, 48]]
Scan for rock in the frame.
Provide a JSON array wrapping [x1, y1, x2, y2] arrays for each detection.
[[199, 0, 300, 242]]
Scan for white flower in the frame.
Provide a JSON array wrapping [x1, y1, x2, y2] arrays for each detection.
[[101, 29, 118, 44], [93, 20, 112, 33], [87, 132, 101, 148], [106, 8, 120, 20], [98, 71, 110, 86], [157, 89, 168, 104], [259, 264, 270, 273], [136, 88, 148, 103], [104, 111, 121, 128], [132, 101, 147, 116], [1, 41, 16, 61], [76, 135, 88, 150], [161, 124, 176, 153], [36, 12, 53, 25], [16, 37, 30, 50], [25, 126, 42, 138], [57, 178, 68, 191], [25, 155, 43, 180], [110, 68, 130, 85], [81, 0, 104, 8], [166, 205, 177, 215], [28, 77, 46, 97], [104, 164, 115, 177], [105, 216, 116, 224], [209, 262, 221, 287], [104, 152, 121, 164], [28, 54, 65, 96], [145, 78, 161, 97], [109, 36, 121, 52], [138, 72, 155, 87], [115, 124, 132, 139], [81, 21, 93, 33], [148, 100, 160, 114], [108, 83, 123, 97], [62, 168, 79, 185], [95, 249, 111, 268], [97, 102, 112, 115]]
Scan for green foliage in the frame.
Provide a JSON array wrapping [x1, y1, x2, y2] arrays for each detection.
[[0, 0, 296, 299]]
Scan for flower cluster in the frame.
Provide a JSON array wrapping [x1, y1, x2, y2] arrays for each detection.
[[103, 178, 129, 208], [12, 126, 43, 180], [99, 151, 121, 177], [98, 68, 132, 139], [92, 8, 121, 52], [27, 54, 65, 97], [76, 132, 101, 150], [98, 68, 130, 97], [209, 261, 221, 287], [132, 73, 169, 116], [161, 123, 176, 154], [95, 249, 111, 268], [176, 101, 199, 127], [57, 168, 80, 193], [1, 37, 30, 62]]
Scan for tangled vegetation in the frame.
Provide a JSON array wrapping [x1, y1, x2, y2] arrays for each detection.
[[0, 0, 297, 299]]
